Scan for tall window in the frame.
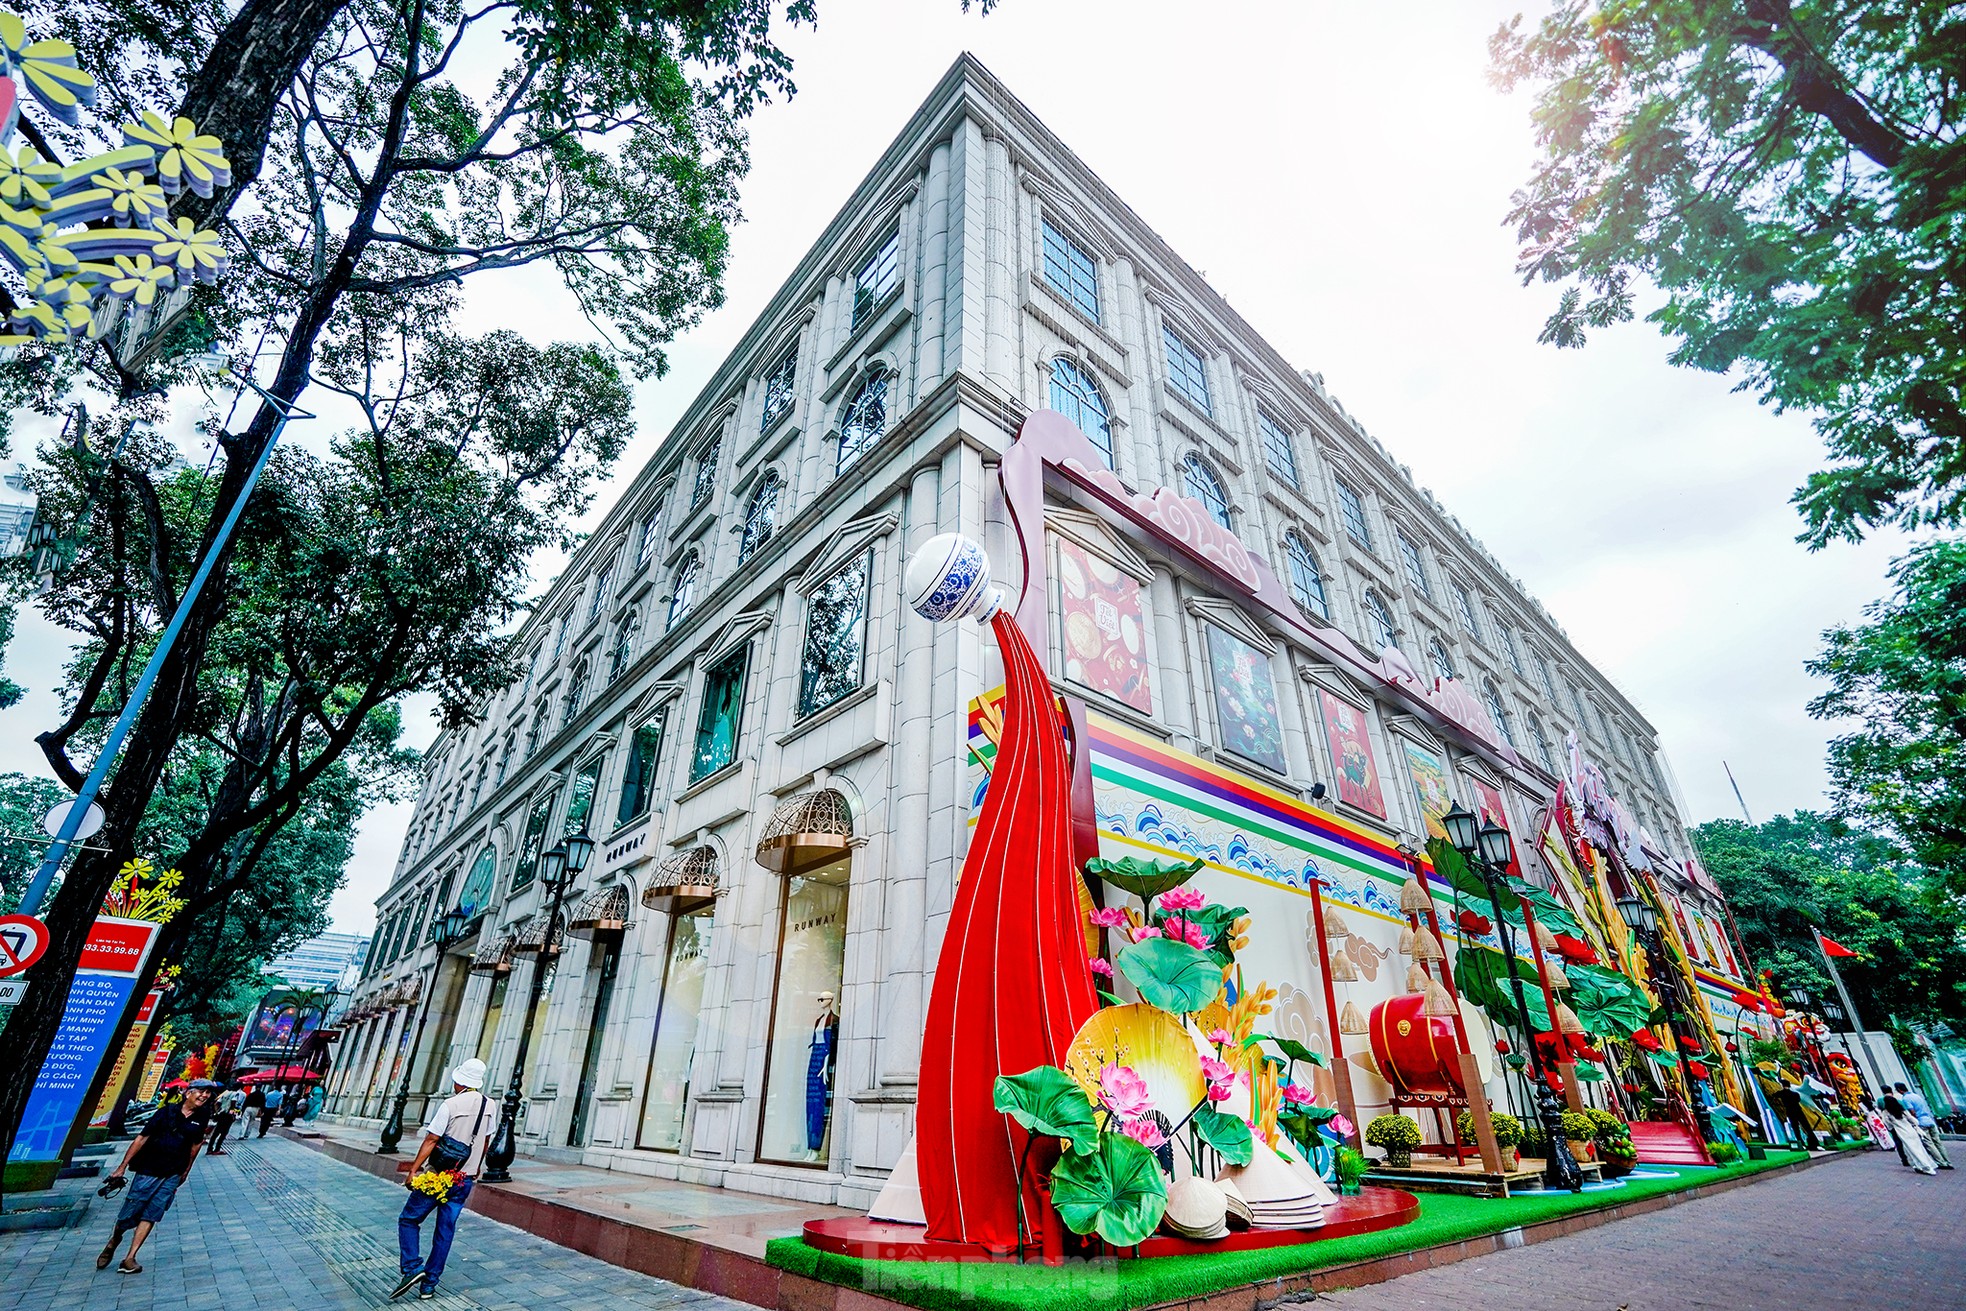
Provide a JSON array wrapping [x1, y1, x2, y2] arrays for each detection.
[[1452, 581, 1482, 640], [1363, 589, 1397, 650], [852, 230, 900, 328], [836, 367, 889, 474], [667, 553, 699, 632], [511, 787, 558, 893], [525, 699, 548, 756], [1534, 649, 1559, 702], [1528, 714, 1557, 772], [1162, 326, 1211, 415], [691, 649, 748, 782], [760, 346, 797, 431], [1048, 358, 1113, 467], [562, 658, 590, 728], [551, 609, 571, 660], [1284, 532, 1329, 621], [615, 713, 667, 827], [1499, 623, 1525, 675], [1483, 679, 1516, 748], [1041, 219, 1100, 322], [1569, 683, 1590, 735], [608, 609, 641, 681], [739, 472, 782, 563], [586, 560, 614, 624], [691, 437, 720, 508], [1335, 479, 1373, 551], [515, 644, 540, 705], [1182, 454, 1231, 529], [1258, 410, 1298, 487], [495, 731, 515, 786], [799, 554, 871, 718], [1428, 637, 1454, 683], [468, 757, 488, 809], [636, 505, 662, 566], [1397, 533, 1432, 600]]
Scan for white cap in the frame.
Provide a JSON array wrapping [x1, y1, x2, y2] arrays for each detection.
[[451, 1059, 487, 1089]]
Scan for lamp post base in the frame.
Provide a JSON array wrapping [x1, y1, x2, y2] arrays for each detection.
[[1533, 1081, 1583, 1192], [379, 1088, 409, 1154], [480, 1087, 523, 1183]]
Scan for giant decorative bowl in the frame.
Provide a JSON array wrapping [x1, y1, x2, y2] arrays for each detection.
[[905, 532, 1003, 624]]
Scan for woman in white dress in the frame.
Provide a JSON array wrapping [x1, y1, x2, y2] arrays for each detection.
[[1882, 1096, 1939, 1175]]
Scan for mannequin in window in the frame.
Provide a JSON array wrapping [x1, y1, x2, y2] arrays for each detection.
[[805, 991, 840, 1157]]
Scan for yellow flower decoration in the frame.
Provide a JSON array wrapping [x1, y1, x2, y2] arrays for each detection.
[[0, 13, 96, 127], [150, 216, 227, 281], [121, 111, 232, 198], [94, 166, 166, 227], [0, 143, 56, 209], [104, 254, 175, 308], [119, 856, 156, 882], [9, 273, 90, 338]]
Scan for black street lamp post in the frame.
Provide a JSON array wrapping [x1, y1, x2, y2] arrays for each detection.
[[1617, 889, 1704, 1130], [380, 908, 472, 1153], [481, 829, 595, 1183], [1442, 802, 1583, 1192]]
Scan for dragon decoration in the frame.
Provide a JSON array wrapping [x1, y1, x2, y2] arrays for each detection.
[[0, 8, 230, 347]]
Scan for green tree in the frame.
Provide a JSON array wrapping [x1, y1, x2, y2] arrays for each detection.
[[1692, 812, 1966, 1030], [1807, 539, 1966, 891], [0, 773, 69, 913], [1491, 2, 1966, 546]]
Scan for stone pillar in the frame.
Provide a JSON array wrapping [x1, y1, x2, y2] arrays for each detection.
[[1151, 570, 1197, 750], [915, 139, 953, 393]]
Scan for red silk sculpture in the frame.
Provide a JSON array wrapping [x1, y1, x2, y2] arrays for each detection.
[[916, 610, 1099, 1250]]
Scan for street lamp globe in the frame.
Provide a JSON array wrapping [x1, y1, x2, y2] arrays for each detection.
[[1441, 803, 1480, 858], [1476, 820, 1514, 871], [539, 843, 568, 889], [1616, 893, 1646, 933], [437, 908, 468, 947], [563, 830, 596, 876]]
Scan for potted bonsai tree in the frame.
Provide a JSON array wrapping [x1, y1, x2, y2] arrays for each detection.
[[1560, 1110, 1598, 1163], [1456, 1109, 1525, 1170], [1366, 1113, 1422, 1169], [1587, 1108, 1637, 1178]]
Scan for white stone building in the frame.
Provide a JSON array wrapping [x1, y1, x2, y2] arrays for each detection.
[[323, 57, 1696, 1204]]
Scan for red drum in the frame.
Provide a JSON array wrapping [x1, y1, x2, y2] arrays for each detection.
[[1368, 994, 1468, 1098]]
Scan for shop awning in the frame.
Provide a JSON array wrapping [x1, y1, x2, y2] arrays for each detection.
[[755, 789, 854, 875], [511, 913, 563, 957], [567, 884, 630, 938], [237, 1064, 322, 1084], [642, 846, 721, 907], [468, 932, 514, 975]]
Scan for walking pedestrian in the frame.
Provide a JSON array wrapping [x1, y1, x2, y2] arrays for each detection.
[[258, 1085, 282, 1137], [392, 1059, 495, 1302], [205, 1085, 242, 1156], [95, 1079, 219, 1275], [280, 1083, 303, 1127], [1881, 1095, 1939, 1175], [1894, 1082, 1954, 1169], [242, 1084, 265, 1140]]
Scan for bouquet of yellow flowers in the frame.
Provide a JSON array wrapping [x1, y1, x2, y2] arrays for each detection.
[[408, 1169, 462, 1202]]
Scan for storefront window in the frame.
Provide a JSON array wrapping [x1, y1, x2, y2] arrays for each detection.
[[637, 905, 715, 1151], [757, 857, 849, 1164], [615, 714, 666, 827], [524, 957, 557, 1072], [691, 649, 748, 782], [562, 755, 603, 840]]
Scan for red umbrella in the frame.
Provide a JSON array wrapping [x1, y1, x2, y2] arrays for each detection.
[[237, 1064, 323, 1084]]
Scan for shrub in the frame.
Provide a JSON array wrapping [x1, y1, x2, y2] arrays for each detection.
[[1706, 1140, 1740, 1164], [1559, 1110, 1596, 1142], [1583, 1108, 1626, 1139], [1365, 1114, 1422, 1151], [1456, 1109, 1524, 1147], [1335, 1146, 1369, 1185]]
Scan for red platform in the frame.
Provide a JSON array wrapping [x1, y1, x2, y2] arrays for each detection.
[[800, 1187, 1421, 1262]]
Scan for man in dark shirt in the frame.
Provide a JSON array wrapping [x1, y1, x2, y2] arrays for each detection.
[[97, 1079, 217, 1275]]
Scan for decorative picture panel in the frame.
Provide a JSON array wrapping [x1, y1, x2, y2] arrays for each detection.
[[1054, 534, 1152, 713], [1204, 624, 1286, 774], [1317, 688, 1387, 818]]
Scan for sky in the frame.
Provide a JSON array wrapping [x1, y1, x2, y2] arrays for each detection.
[[0, 1, 1913, 936]]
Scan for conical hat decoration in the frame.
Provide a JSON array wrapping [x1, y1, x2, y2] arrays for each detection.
[[1555, 1002, 1586, 1035], [1396, 924, 1415, 954], [1217, 1176, 1254, 1229], [1399, 876, 1432, 913], [1339, 999, 1369, 1034], [1065, 1003, 1208, 1120], [1533, 921, 1560, 955], [1281, 1148, 1341, 1206], [1421, 978, 1457, 1018], [1321, 905, 1353, 940], [1410, 927, 1445, 962], [1162, 1175, 1230, 1240], [1545, 962, 1572, 991], [1216, 1139, 1326, 1229], [1405, 963, 1429, 994], [1349, 1049, 1381, 1078], [1328, 945, 1360, 982]]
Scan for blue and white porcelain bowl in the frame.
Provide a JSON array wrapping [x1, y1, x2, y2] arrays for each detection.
[[905, 532, 1003, 623]]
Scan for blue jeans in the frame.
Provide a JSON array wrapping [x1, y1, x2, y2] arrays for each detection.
[[398, 1177, 473, 1289]]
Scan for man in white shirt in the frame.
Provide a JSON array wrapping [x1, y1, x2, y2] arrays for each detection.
[[1896, 1081, 1954, 1169], [392, 1059, 496, 1300]]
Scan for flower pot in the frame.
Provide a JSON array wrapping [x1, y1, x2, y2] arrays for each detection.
[[1385, 1148, 1411, 1169], [1499, 1145, 1520, 1171], [1566, 1139, 1595, 1162], [1599, 1157, 1635, 1179]]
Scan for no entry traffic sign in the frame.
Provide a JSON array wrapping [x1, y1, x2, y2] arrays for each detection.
[[0, 913, 50, 977]]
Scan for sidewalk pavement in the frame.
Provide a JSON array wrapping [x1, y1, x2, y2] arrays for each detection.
[[0, 1134, 751, 1311]]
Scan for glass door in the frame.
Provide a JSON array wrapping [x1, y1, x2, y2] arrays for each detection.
[[636, 904, 715, 1150], [568, 939, 621, 1146], [756, 855, 850, 1165]]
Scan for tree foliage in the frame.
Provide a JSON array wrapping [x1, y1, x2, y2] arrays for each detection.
[[1807, 539, 1966, 891], [1692, 812, 1966, 1030], [0, 772, 69, 912], [1492, 2, 1966, 546]]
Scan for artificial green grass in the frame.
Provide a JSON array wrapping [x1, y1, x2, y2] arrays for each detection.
[[766, 1151, 1811, 1311]]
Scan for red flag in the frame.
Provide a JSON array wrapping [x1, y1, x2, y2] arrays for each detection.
[[1816, 930, 1860, 959]]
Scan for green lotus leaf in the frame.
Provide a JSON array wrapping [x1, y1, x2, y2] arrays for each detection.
[[1253, 1034, 1327, 1068], [1085, 854, 1206, 901], [1116, 936, 1225, 1014], [1048, 1131, 1169, 1247], [1097, 988, 1124, 1008], [1574, 1062, 1607, 1084], [1425, 837, 1490, 903], [1192, 1106, 1254, 1166], [992, 1065, 1098, 1156], [1563, 964, 1651, 1039]]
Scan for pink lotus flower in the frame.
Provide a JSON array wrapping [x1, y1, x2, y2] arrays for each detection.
[[1098, 1063, 1151, 1119], [1205, 1081, 1235, 1102], [1089, 907, 1128, 928], [1088, 957, 1113, 977], [1160, 886, 1206, 912], [1330, 1114, 1354, 1139], [1281, 1082, 1315, 1105], [1130, 924, 1163, 942], [1121, 1117, 1166, 1150], [1205, 1028, 1233, 1048], [1162, 917, 1211, 949], [1199, 1057, 1234, 1084]]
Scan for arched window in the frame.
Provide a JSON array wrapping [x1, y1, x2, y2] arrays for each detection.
[[837, 366, 890, 474], [1049, 357, 1113, 467], [1284, 532, 1329, 622], [667, 552, 699, 632], [1428, 637, 1455, 683], [1483, 679, 1516, 748], [609, 608, 641, 682], [739, 471, 781, 563], [1181, 454, 1231, 530], [1528, 713, 1557, 773], [525, 699, 548, 756], [562, 658, 590, 728], [1362, 589, 1396, 651]]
